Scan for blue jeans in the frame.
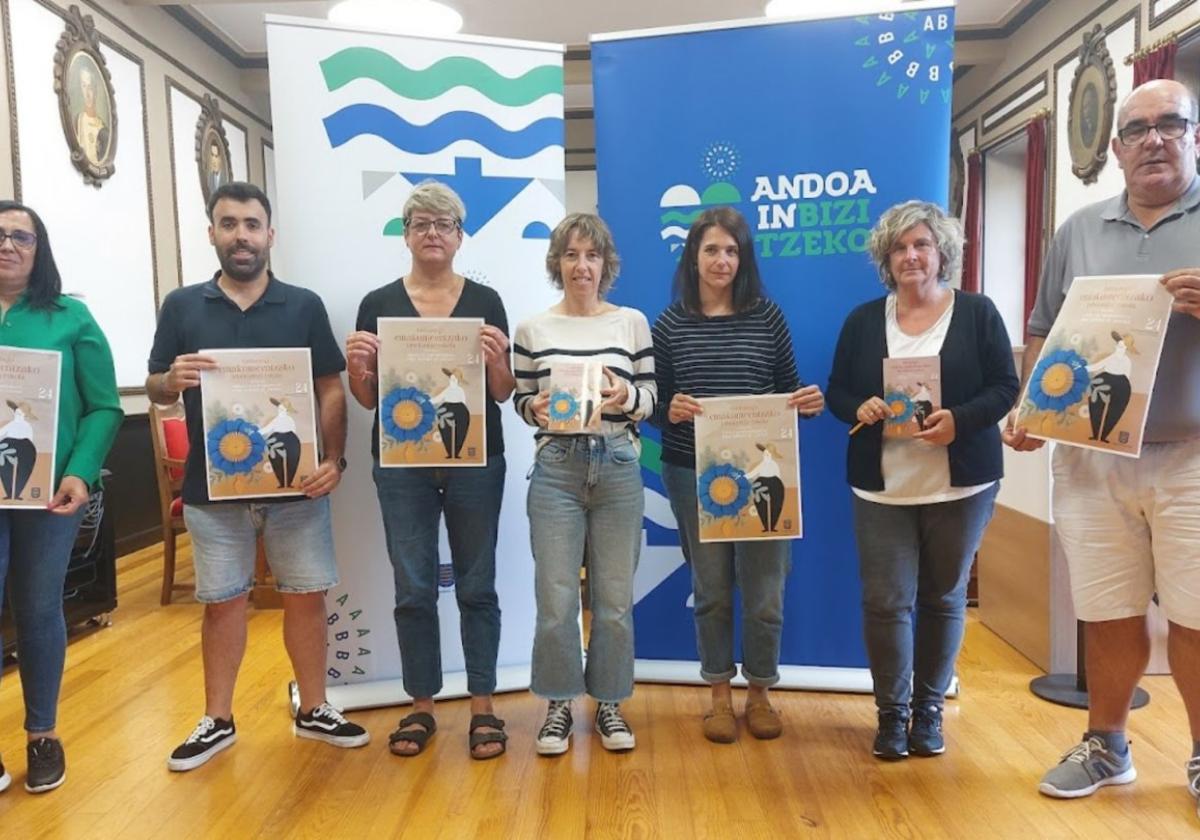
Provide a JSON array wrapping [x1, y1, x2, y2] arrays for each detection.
[[0, 506, 87, 732], [528, 434, 642, 703], [183, 496, 338, 602], [852, 484, 998, 712], [662, 462, 791, 687], [373, 457, 505, 698]]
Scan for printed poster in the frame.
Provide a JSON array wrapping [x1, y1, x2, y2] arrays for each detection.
[[882, 356, 941, 438], [1016, 275, 1173, 457], [201, 348, 319, 499], [547, 359, 604, 434], [378, 317, 486, 467], [694, 394, 802, 543], [0, 346, 61, 508]]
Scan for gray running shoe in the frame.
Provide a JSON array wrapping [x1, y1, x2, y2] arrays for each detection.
[[1187, 756, 1200, 819], [1038, 735, 1136, 799]]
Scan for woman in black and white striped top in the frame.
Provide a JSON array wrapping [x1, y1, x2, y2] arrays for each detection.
[[513, 213, 655, 757], [651, 207, 823, 744]]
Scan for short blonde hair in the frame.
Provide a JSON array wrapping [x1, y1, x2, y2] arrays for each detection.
[[544, 213, 621, 297], [402, 180, 466, 225], [868, 200, 964, 290]]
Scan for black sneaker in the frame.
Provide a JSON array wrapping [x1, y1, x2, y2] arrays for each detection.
[[536, 700, 573, 755], [595, 702, 636, 752], [25, 737, 66, 793], [909, 704, 945, 756], [873, 709, 909, 760], [0, 753, 11, 793], [294, 702, 370, 748], [168, 716, 237, 772]]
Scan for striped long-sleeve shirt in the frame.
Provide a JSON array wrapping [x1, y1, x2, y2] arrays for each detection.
[[651, 298, 801, 467], [513, 306, 656, 437]]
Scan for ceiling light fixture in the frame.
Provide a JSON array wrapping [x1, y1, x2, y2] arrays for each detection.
[[328, 0, 464, 36], [764, 0, 914, 18]]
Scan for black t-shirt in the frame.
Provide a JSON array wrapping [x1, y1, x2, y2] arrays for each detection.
[[355, 277, 509, 460], [148, 273, 346, 504]]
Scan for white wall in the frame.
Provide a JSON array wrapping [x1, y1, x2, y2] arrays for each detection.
[[9, 0, 157, 389], [982, 134, 1028, 346]]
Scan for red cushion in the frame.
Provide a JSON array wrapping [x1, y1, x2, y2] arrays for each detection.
[[170, 496, 183, 518], [163, 417, 189, 480]]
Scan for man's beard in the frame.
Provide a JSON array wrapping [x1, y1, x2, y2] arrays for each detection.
[[219, 245, 267, 282]]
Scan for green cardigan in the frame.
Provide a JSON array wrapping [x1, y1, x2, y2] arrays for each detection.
[[1, 294, 123, 488]]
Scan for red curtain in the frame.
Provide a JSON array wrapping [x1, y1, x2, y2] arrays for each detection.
[[1133, 41, 1177, 86], [1023, 115, 1048, 341], [961, 151, 983, 293]]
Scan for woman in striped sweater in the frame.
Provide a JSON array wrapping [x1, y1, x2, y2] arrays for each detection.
[[652, 207, 824, 743], [513, 213, 656, 756]]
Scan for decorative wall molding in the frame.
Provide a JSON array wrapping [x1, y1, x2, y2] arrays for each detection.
[[53, 3, 117, 186], [1067, 25, 1118, 184]]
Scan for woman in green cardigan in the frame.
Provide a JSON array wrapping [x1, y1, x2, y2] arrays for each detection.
[[0, 201, 122, 795]]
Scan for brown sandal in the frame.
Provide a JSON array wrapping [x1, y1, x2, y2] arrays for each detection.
[[468, 714, 508, 760], [388, 712, 436, 756], [745, 702, 782, 740], [702, 703, 737, 743]]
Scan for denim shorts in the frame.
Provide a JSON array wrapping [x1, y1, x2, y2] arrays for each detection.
[[183, 496, 338, 603]]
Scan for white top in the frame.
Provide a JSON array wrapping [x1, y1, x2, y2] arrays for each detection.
[[1089, 344, 1133, 377], [433, 376, 468, 406], [259, 406, 297, 437], [854, 291, 995, 506], [0, 410, 33, 442], [744, 449, 782, 481]]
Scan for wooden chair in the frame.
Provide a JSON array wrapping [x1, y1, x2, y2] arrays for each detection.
[[149, 401, 190, 605]]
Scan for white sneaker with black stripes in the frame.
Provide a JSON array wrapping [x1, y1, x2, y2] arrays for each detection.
[[595, 702, 635, 752], [294, 702, 370, 748], [167, 716, 237, 772]]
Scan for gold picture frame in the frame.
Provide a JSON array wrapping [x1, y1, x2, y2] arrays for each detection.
[[53, 5, 117, 186], [1067, 24, 1117, 185], [948, 137, 965, 218], [195, 93, 233, 208]]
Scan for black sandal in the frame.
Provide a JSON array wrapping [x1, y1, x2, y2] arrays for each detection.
[[388, 712, 436, 756], [468, 714, 508, 761]]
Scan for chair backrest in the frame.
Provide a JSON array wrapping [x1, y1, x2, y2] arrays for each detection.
[[148, 401, 188, 518]]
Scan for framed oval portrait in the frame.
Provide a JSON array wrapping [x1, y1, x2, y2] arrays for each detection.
[[1067, 25, 1116, 185], [195, 94, 233, 207], [53, 7, 118, 185]]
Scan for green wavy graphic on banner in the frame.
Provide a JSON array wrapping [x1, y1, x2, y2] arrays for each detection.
[[320, 48, 563, 106]]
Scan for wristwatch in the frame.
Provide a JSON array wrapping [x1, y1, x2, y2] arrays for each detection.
[[334, 456, 348, 473]]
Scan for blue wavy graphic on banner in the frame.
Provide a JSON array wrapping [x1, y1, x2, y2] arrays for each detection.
[[323, 104, 564, 158]]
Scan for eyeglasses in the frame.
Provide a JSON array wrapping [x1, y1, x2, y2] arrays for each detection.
[[1117, 115, 1193, 146], [405, 218, 460, 236], [0, 229, 37, 251]]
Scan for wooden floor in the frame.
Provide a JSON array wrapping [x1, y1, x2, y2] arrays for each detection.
[[1, 541, 1197, 839]]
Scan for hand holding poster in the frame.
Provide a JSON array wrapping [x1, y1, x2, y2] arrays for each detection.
[[377, 318, 486, 467], [882, 356, 941, 438], [1016, 274, 1173, 457], [546, 359, 604, 434], [694, 394, 802, 543], [0, 346, 61, 508], [200, 348, 319, 499]]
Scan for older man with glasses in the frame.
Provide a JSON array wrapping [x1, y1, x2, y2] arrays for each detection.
[[1004, 79, 1200, 818]]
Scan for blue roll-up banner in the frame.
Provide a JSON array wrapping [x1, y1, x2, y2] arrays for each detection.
[[592, 4, 955, 689]]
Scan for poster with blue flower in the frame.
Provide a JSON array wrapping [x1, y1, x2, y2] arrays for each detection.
[[0, 346, 61, 508], [694, 394, 802, 543], [200, 348, 319, 499], [1016, 275, 1173, 458], [546, 358, 604, 434], [882, 355, 940, 438], [377, 317, 486, 467]]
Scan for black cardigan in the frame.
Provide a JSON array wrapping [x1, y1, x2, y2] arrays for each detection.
[[827, 291, 1019, 492]]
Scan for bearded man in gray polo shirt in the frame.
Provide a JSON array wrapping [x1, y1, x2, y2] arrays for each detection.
[[1004, 79, 1200, 817]]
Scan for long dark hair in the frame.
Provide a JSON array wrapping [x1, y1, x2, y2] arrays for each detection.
[[672, 206, 763, 316], [0, 201, 63, 310]]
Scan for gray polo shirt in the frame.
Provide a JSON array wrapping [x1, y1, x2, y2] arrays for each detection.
[[1027, 176, 1200, 442]]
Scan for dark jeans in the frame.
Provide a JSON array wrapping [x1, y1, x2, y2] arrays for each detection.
[[0, 506, 87, 731], [662, 462, 791, 687], [372, 457, 505, 698], [853, 484, 998, 712]]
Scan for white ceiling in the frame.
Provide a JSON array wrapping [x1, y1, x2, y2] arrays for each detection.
[[186, 0, 1033, 55]]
